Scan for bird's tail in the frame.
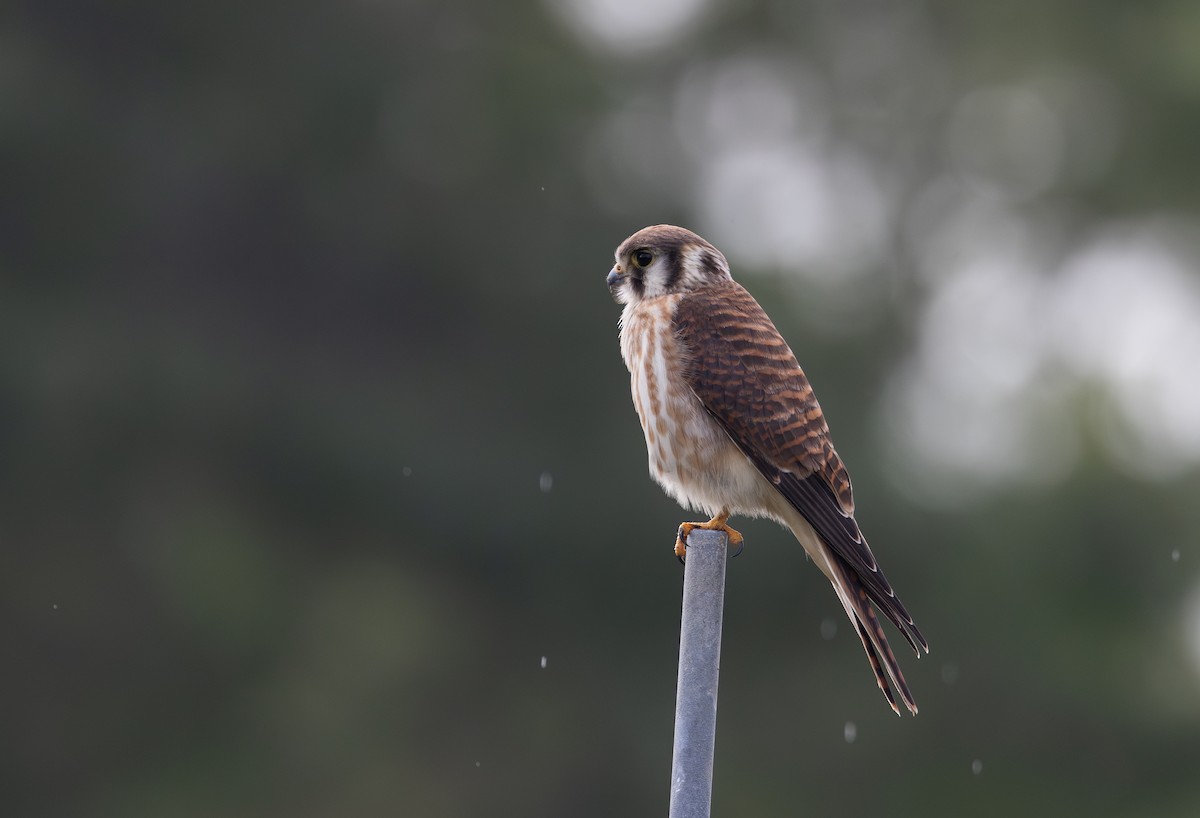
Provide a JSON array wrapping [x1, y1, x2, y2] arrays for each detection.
[[828, 558, 919, 716]]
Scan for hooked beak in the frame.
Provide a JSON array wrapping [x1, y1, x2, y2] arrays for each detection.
[[606, 266, 623, 290]]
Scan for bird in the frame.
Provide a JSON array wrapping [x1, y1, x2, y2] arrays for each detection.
[[606, 224, 928, 715]]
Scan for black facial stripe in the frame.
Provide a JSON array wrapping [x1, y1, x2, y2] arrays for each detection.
[[663, 248, 681, 291], [699, 250, 723, 279], [631, 273, 645, 297]]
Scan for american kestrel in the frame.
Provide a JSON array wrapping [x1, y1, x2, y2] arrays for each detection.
[[607, 224, 928, 715]]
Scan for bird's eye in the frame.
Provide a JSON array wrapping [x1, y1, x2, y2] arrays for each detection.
[[633, 250, 653, 267]]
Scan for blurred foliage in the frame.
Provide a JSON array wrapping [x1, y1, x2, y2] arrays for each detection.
[[4, 1, 1200, 816]]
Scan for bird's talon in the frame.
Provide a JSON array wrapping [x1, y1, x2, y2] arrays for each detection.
[[674, 523, 692, 564], [674, 516, 743, 560]]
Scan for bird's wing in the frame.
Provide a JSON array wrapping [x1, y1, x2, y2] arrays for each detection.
[[673, 280, 928, 711]]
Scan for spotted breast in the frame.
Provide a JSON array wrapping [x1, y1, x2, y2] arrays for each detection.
[[618, 295, 772, 519]]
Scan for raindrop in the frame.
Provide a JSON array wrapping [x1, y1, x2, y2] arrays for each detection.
[[1172, 549, 1181, 562], [402, 466, 413, 477], [539, 471, 554, 493], [843, 721, 857, 744], [820, 618, 837, 640], [540, 655, 548, 669], [972, 759, 983, 775], [941, 662, 960, 685]]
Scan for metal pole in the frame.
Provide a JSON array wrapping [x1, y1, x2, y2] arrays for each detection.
[[668, 528, 729, 818]]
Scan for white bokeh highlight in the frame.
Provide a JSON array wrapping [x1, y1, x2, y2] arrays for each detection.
[[1051, 225, 1200, 477], [546, 0, 712, 54], [887, 213, 1200, 502]]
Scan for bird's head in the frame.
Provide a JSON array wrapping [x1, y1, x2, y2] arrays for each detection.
[[607, 224, 731, 305]]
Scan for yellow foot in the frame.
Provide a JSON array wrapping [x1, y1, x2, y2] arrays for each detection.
[[674, 513, 745, 559]]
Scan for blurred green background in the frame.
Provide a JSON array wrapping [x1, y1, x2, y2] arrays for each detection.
[[5, 0, 1200, 815]]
